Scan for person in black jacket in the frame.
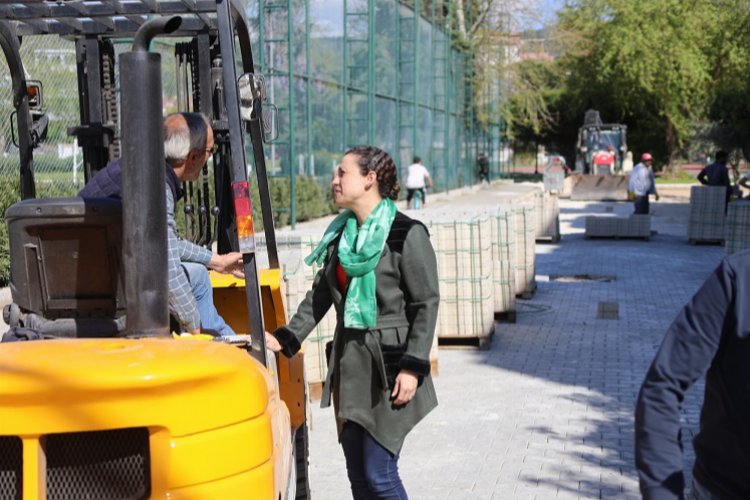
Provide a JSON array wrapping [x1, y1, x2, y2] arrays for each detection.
[[697, 150, 731, 210], [635, 249, 750, 500]]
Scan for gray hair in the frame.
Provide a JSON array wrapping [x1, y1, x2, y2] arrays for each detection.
[[163, 112, 210, 163]]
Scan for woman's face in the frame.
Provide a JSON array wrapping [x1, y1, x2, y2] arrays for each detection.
[[332, 154, 374, 209]]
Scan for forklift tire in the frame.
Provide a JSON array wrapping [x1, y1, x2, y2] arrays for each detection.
[[294, 424, 311, 500]]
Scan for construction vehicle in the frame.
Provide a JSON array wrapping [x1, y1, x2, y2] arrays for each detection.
[[568, 109, 629, 201], [0, 1, 309, 498]]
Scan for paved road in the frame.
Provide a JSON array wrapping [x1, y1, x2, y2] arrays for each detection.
[[306, 185, 725, 499]]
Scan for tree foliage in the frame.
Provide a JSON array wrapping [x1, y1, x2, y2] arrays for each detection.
[[495, 0, 750, 165], [560, 0, 724, 163]]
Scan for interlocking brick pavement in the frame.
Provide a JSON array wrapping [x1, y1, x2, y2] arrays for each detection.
[[305, 185, 724, 499]]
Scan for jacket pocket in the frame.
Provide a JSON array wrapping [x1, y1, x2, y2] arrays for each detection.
[[380, 343, 407, 390]]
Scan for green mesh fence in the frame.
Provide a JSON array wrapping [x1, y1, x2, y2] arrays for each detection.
[[0, 0, 499, 222], [0, 35, 81, 197]]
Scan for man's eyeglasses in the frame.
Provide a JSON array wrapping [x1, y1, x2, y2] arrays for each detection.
[[206, 144, 218, 155]]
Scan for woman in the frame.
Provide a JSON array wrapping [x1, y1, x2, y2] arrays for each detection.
[[266, 145, 439, 499]]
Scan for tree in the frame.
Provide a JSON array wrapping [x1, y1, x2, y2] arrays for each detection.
[[556, 0, 720, 165]]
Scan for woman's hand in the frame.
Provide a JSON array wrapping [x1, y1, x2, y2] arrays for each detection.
[[265, 332, 282, 353], [391, 369, 419, 406]]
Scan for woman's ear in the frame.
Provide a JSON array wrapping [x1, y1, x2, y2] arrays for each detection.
[[366, 170, 377, 189]]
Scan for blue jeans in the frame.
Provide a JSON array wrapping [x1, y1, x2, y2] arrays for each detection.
[[634, 195, 650, 214], [339, 422, 408, 500], [181, 262, 235, 337]]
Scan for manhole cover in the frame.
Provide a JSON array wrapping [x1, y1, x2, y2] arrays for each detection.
[[549, 274, 616, 283], [597, 301, 619, 319]]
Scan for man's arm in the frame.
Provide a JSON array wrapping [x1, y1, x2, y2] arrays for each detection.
[[166, 188, 201, 332], [176, 238, 243, 277], [697, 167, 709, 185], [635, 259, 734, 500], [176, 235, 212, 265]]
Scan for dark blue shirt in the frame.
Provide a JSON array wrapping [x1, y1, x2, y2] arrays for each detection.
[[78, 158, 183, 203], [636, 250, 750, 500], [697, 161, 730, 189]]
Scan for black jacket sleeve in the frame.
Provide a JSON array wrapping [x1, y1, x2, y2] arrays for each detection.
[[398, 224, 440, 376], [272, 260, 333, 358], [635, 259, 734, 500]]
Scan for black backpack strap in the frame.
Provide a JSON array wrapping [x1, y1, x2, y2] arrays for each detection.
[[386, 211, 428, 254]]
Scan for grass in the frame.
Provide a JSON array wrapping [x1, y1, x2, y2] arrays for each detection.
[[655, 169, 699, 184]]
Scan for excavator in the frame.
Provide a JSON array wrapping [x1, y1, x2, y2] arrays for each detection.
[[0, 1, 308, 498]]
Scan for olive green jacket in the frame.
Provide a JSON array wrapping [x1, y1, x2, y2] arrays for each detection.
[[273, 212, 439, 454]]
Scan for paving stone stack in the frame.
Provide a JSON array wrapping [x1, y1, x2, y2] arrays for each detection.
[[585, 215, 619, 237], [534, 191, 561, 242], [620, 214, 651, 238], [489, 208, 517, 321], [543, 169, 565, 193], [585, 215, 650, 239], [688, 185, 726, 243], [725, 200, 750, 254], [513, 205, 537, 298], [424, 215, 495, 343]]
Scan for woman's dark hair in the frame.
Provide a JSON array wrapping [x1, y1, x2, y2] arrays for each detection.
[[345, 145, 401, 201]]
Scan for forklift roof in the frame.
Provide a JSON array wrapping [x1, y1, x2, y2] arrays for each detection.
[[0, 0, 225, 37]]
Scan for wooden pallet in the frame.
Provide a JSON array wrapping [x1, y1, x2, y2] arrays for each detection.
[[688, 238, 724, 246], [438, 334, 492, 350], [535, 234, 561, 244], [494, 310, 517, 323], [308, 381, 324, 402], [516, 284, 536, 300], [585, 235, 650, 241]]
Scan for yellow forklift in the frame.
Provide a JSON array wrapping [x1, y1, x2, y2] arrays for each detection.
[[0, 1, 308, 498]]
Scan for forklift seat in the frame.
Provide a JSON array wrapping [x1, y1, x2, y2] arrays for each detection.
[[4, 197, 125, 336]]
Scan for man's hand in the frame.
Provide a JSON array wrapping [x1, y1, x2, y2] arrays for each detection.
[[208, 252, 244, 277], [655, 193, 660, 201], [265, 332, 282, 353], [391, 369, 419, 406]]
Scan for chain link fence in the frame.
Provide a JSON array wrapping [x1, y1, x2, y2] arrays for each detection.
[[1, 0, 499, 214]]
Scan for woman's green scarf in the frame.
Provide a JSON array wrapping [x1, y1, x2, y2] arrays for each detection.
[[305, 198, 397, 329]]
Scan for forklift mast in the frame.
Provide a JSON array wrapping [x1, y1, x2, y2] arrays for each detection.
[[0, 0, 281, 363]]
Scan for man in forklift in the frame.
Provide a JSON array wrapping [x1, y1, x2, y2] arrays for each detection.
[[80, 112, 243, 336]]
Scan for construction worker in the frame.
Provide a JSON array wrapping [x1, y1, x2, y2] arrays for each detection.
[[628, 153, 659, 214], [80, 112, 242, 336], [698, 150, 731, 210]]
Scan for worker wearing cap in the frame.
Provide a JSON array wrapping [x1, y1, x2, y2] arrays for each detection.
[[628, 153, 659, 214]]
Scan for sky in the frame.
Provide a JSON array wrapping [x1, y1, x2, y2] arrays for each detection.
[[307, 0, 566, 37], [525, 0, 565, 30]]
